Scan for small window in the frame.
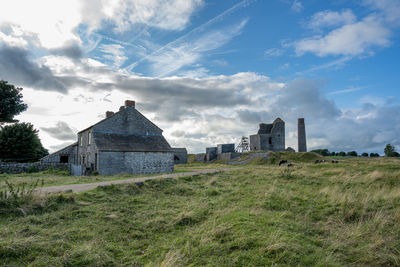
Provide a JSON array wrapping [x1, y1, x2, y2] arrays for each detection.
[[269, 137, 272, 145], [80, 135, 83, 146], [88, 131, 91, 145], [60, 155, 69, 163]]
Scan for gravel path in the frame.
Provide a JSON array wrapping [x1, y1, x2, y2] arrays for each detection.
[[40, 168, 235, 194]]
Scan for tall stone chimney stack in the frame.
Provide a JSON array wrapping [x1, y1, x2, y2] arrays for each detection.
[[298, 118, 307, 152]]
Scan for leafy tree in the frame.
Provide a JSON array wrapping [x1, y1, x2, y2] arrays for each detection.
[[0, 81, 27, 124], [384, 144, 397, 157], [361, 152, 369, 157], [338, 151, 346, 157], [0, 123, 48, 162], [347, 151, 358, 157], [370, 153, 380, 157]]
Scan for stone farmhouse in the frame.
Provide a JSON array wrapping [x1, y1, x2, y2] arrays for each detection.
[[42, 100, 176, 175], [250, 118, 285, 151]]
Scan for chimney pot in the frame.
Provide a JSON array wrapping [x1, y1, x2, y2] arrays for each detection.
[[125, 100, 135, 108], [106, 111, 114, 118]]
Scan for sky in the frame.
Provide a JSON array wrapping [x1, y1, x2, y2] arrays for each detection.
[[0, 0, 399, 154]]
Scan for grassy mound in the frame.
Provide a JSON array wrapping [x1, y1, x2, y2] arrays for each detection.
[[267, 151, 323, 164]]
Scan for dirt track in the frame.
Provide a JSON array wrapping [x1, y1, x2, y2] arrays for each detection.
[[40, 168, 235, 194]]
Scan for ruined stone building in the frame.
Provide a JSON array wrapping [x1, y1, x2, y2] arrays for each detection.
[[250, 118, 285, 151], [42, 100, 174, 175]]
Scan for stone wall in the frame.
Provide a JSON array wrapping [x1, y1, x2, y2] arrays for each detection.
[[0, 162, 70, 174], [206, 147, 217, 162], [195, 153, 206, 162], [98, 151, 174, 175], [217, 144, 235, 154]]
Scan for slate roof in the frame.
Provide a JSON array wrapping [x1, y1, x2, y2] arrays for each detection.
[[93, 132, 172, 152], [78, 107, 162, 134]]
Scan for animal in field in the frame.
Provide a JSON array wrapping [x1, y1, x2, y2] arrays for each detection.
[[315, 160, 320, 164], [287, 163, 293, 167], [279, 160, 288, 166]]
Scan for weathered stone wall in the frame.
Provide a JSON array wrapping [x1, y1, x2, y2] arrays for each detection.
[[206, 147, 217, 162], [195, 153, 206, 162], [270, 120, 285, 151], [217, 144, 235, 154], [77, 129, 98, 169], [0, 162, 70, 174], [98, 151, 174, 175], [172, 148, 188, 164]]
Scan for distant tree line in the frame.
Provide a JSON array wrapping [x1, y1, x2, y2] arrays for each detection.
[[0, 81, 48, 162], [310, 149, 380, 157], [311, 144, 400, 158]]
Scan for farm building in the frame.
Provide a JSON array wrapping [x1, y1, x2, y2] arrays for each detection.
[[42, 100, 175, 175]]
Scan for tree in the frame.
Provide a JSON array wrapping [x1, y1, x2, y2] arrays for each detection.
[[361, 152, 369, 157], [384, 144, 396, 157], [347, 151, 358, 157], [0, 123, 48, 162], [0, 80, 27, 124], [338, 151, 346, 156]]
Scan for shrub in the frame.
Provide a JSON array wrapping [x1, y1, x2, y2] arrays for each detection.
[[0, 179, 43, 216]]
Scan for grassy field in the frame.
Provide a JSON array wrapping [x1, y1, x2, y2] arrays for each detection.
[[0, 169, 192, 190], [1, 154, 400, 266]]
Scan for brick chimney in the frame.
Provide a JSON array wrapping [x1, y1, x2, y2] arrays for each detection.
[[125, 100, 135, 108], [106, 111, 114, 118]]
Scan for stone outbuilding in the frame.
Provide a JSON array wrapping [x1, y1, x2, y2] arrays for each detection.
[[250, 118, 285, 151], [172, 148, 188, 164], [41, 142, 78, 164], [43, 100, 174, 175]]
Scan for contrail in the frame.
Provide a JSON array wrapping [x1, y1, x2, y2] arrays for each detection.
[[124, 0, 257, 72]]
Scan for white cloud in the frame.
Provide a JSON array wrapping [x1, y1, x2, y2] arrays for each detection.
[[81, 0, 204, 32], [295, 15, 391, 57], [308, 9, 357, 30], [291, 0, 304, 13], [0, 0, 81, 48], [99, 44, 128, 68], [363, 0, 400, 25], [264, 48, 284, 57]]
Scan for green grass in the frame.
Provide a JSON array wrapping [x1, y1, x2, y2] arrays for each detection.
[[1, 156, 400, 266], [0, 168, 193, 190]]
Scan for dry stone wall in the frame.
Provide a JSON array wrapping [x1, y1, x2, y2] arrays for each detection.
[[0, 162, 70, 174]]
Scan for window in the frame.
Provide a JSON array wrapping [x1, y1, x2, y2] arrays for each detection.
[[88, 131, 91, 145], [269, 137, 272, 145], [60, 155, 69, 163], [80, 135, 83, 146]]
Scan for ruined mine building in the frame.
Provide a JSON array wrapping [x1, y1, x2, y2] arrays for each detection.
[[250, 118, 285, 151]]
